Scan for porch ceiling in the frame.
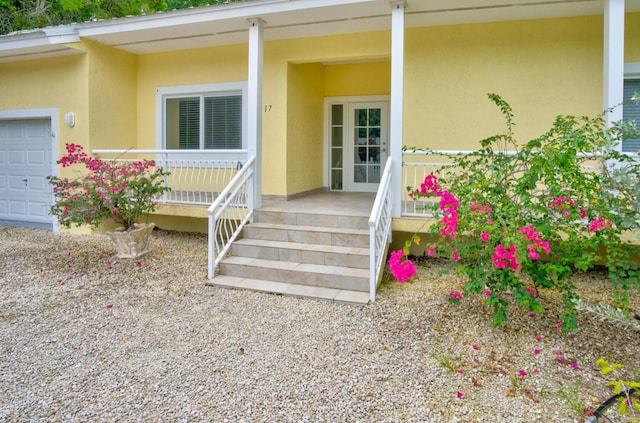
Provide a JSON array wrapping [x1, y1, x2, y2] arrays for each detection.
[[1, 0, 640, 61]]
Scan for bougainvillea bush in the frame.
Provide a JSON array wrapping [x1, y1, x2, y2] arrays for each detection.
[[390, 94, 640, 331], [48, 143, 171, 230]]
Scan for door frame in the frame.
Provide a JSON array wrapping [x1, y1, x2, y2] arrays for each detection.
[[323, 95, 390, 192]]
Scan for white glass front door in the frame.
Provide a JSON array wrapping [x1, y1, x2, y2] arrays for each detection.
[[328, 100, 389, 192]]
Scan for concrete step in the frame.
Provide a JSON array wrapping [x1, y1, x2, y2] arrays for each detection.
[[231, 238, 369, 269], [207, 275, 370, 305], [254, 209, 369, 230], [242, 223, 369, 248], [219, 256, 370, 292]]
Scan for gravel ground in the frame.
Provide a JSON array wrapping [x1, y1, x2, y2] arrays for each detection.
[[1, 226, 639, 422]]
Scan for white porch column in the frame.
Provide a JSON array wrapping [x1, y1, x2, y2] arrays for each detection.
[[603, 0, 625, 139], [247, 18, 264, 209], [390, 1, 405, 217]]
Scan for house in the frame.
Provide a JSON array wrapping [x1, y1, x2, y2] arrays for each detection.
[[1, 0, 638, 303]]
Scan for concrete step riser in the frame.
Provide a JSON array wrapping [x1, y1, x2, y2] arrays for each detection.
[[254, 210, 369, 230], [243, 226, 369, 248], [219, 262, 369, 292], [231, 243, 369, 269]]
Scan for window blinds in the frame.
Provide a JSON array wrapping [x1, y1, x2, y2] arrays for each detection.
[[623, 79, 640, 152]]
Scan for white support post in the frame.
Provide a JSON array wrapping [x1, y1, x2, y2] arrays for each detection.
[[247, 18, 264, 210], [603, 0, 625, 140], [390, 1, 405, 217]]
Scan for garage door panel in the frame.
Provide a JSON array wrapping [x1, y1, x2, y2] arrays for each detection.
[[28, 150, 47, 165], [9, 200, 27, 216], [29, 201, 50, 217], [0, 119, 53, 227]]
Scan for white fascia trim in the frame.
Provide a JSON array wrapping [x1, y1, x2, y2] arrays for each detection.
[[625, 62, 640, 79], [0, 28, 79, 51], [77, 0, 376, 36]]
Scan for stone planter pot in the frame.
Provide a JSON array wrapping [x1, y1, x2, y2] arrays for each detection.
[[106, 223, 155, 259]]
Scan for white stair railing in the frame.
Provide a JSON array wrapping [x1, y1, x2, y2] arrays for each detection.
[[368, 157, 394, 302], [207, 156, 256, 279]]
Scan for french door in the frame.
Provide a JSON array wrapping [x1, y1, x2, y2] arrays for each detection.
[[328, 99, 389, 192]]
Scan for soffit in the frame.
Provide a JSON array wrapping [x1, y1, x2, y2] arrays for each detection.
[[1, 0, 640, 61]]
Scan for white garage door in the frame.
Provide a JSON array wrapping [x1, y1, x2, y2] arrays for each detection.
[[0, 119, 54, 229]]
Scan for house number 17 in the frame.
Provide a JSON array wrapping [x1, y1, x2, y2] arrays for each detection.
[[264, 105, 272, 112]]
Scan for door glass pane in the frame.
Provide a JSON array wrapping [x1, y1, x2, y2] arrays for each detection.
[[331, 127, 342, 147], [331, 104, 343, 126], [331, 169, 343, 190], [331, 149, 343, 168], [352, 107, 383, 184]]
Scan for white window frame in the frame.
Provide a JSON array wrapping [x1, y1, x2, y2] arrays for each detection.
[[623, 63, 640, 153], [156, 82, 248, 159]]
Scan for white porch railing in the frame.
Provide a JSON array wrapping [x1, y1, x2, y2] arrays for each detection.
[[207, 156, 256, 279], [368, 157, 394, 302], [401, 149, 605, 217], [92, 149, 248, 206]]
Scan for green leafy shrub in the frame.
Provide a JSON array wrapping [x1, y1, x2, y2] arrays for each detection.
[[392, 94, 640, 331]]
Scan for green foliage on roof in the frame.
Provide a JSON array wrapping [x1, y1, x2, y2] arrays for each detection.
[[1, 0, 244, 35]]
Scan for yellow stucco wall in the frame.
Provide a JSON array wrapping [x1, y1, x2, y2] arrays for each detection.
[[404, 15, 605, 151], [0, 52, 89, 155], [324, 61, 391, 97], [83, 40, 138, 151], [286, 62, 325, 195], [627, 13, 640, 62]]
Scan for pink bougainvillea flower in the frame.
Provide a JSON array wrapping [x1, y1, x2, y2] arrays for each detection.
[[535, 336, 542, 342], [388, 250, 417, 283], [420, 174, 441, 196], [472, 345, 479, 350], [589, 218, 612, 232], [525, 287, 537, 296], [492, 244, 519, 270], [480, 232, 490, 242], [518, 370, 527, 377], [485, 289, 491, 297], [427, 244, 438, 256], [580, 209, 587, 219], [471, 201, 478, 212], [556, 323, 562, 329], [457, 391, 464, 399], [451, 251, 461, 262], [571, 363, 579, 370], [533, 349, 541, 355]]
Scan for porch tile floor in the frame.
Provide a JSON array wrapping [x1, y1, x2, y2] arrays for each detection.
[[208, 191, 376, 305]]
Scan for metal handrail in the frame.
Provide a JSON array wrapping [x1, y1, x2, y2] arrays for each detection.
[[207, 156, 256, 279], [368, 157, 394, 302]]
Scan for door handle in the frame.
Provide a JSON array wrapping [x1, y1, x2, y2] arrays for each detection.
[[22, 178, 28, 187]]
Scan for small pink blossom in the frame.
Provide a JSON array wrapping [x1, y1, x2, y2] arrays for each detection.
[[533, 349, 541, 355], [589, 218, 612, 232], [556, 323, 562, 329], [580, 209, 587, 219], [485, 289, 491, 297], [451, 251, 461, 262], [518, 370, 527, 377], [535, 336, 542, 342], [525, 288, 537, 296], [571, 363, 579, 370], [388, 250, 417, 283], [480, 232, 490, 242], [457, 391, 464, 399], [472, 345, 479, 350]]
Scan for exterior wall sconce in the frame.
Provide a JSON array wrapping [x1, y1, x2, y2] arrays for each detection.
[[64, 112, 76, 128]]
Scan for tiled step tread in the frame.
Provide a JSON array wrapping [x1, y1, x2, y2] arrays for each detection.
[[222, 256, 369, 278], [208, 275, 370, 305], [233, 238, 369, 256], [246, 222, 368, 235], [254, 210, 369, 230]]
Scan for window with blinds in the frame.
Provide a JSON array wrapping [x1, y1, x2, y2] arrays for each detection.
[[165, 93, 242, 150], [623, 79, 640, 152]]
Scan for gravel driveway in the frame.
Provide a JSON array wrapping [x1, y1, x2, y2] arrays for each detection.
[[1, 226, 638, 422]]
